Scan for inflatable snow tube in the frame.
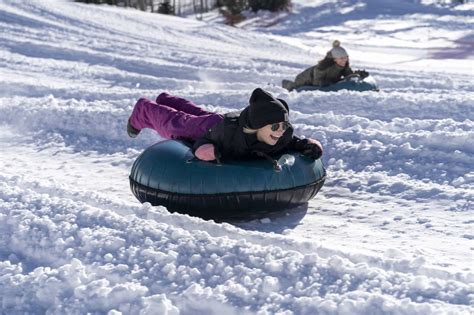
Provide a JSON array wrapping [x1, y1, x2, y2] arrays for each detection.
[[129, 140, 326, 220], [295, 76, 378, 92]]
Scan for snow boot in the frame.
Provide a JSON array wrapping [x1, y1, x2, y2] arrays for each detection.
[[127, 118, 140, 138], [282, 79, 295, 91]]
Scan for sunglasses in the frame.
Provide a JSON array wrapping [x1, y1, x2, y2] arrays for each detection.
[[271, 121, 290, 132]]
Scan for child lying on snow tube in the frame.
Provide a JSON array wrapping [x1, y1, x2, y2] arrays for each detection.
[[282, 40, 370, 92], [127, 88, 323, 163]]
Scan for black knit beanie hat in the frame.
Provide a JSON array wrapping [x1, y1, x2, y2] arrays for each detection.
[[248, 88, 289, 129]]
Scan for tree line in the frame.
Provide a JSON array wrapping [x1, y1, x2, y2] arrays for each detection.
[[77, 0, 471, 26], [74, 0, 292, 20]]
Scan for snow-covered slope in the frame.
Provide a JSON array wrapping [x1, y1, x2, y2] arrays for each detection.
[[0, 0, 473, 314]]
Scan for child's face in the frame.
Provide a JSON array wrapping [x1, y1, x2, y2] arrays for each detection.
[[256, 122, 288, 146], [334, 56, 348, 67]]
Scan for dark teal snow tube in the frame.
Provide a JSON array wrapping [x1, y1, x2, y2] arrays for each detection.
[[129, 140, 326, 219], [296, 76, 378, 92]]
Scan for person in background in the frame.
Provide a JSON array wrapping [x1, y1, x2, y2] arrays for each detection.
[[282, 40, 369, 91], [127, 88, 323, 164]]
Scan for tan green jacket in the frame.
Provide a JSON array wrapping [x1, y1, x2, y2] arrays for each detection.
[[294, 63, 353, 88]]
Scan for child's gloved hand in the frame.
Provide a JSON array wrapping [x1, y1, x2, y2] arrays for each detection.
[[195, 143, 217, 161], [299, 138, 323, 160], [355, 69, 369, 79]]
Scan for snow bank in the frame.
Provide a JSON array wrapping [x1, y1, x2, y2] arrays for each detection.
[[1, 179, 472, 313]]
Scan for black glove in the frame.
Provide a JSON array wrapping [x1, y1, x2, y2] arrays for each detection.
[[295, 139, 323, 160], [354, 70, 369, 79]]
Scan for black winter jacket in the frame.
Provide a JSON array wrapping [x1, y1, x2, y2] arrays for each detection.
[[192, 107, 307, 161]]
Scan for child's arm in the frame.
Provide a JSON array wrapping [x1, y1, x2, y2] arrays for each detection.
[[192, 122, 226, 161]]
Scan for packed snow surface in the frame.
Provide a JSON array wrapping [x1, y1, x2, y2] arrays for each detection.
[[0, 0, 473, 314]]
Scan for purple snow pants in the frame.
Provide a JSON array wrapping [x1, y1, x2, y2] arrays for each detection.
[[129, 92, 224, 140]]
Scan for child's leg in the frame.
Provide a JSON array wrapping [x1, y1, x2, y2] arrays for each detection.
[[156, 92, 213, 116], [129, 97, 223, 140]]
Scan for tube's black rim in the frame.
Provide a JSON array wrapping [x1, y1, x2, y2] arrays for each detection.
[[129, 175, 326, 220]]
